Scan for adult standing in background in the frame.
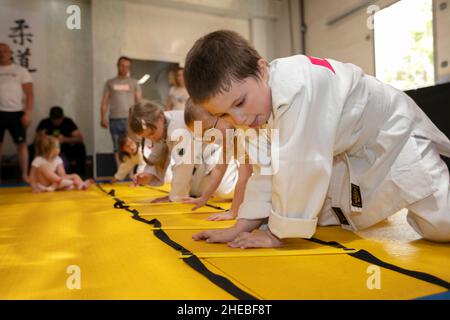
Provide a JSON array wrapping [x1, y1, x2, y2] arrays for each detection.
[[166, 67, 189, 111], [100, 56, 142, 167], [0, 43, 33, 183]]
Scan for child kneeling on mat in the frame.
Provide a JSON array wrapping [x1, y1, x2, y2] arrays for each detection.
[[128, 100, 238, 204], [30, 133, 93, 193], [184, 30, 450, 246], [112, 135, 171, 186], [183, 99, 253, 221]]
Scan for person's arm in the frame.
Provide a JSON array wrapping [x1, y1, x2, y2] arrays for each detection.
[[207, 164, 253, 221], [36, 120, 46, 133], [165, 97, 174, 111], [229, 164, 253, 215], [135, 82, 142, 103], [21, 82, 33, 128], [114, 156, 136, 181], [100, 88, 110, 128], [29, 166, 39, 192], [59, 129, 83, 144], [149, 160, 192, 204], [265, 59, 344, 240], [70, 129, 83, 143], [56, 163, 66, 177], [168, 163, 194, 202], [165, 87, 174, 111], [183, 163, 228, 210]]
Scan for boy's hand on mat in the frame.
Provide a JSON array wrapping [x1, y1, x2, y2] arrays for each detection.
[[151, 196, 171, 203], [181, 196, 208, 210], [228, 229, 283, 249], [192, 227, 241, 243], [207, 210, 236, 221]]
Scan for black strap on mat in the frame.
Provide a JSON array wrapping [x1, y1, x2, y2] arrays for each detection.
[[98, 184, 450, 294], [143, 185, 226, 211], [96, 183, 257, 300], [349, 249, 450, 290], [308, 237, 450, 290], [183, 255, 257, 300]]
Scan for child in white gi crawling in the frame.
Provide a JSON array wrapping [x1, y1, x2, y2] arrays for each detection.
[[128, 100, 239, 204], [184, 30, 450, 247]]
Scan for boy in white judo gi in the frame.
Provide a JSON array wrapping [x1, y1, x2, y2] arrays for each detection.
[[184, 30, 450, 247]]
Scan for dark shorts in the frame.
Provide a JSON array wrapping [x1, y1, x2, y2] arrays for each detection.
[[0, 111, 26, 144], [109, 118, 128, 152]]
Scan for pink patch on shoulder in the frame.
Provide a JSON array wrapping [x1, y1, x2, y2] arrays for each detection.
[[307, 56, 336, 74]]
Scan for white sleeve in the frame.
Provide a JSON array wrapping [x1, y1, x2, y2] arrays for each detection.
[[19, 66, 32, 84], [114, 157, 136, 180], [31, 157, 44, 168], [55, 156, 63, 166], [268, 87, 340, 239], [168, 163, 194, 202], [237, 166, 272, 220]]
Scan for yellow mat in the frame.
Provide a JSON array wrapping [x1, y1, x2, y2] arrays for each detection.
[[0, 183, 449, 300]]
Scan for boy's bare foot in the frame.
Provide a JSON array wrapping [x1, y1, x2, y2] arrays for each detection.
[[228, 229, 284, 249], [193, 218, 266, 244]]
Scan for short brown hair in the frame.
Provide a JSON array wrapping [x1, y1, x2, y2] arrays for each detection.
[[184, 98, 214, 127], [184, 30, 262, 104], [117, 56, 131, 66]]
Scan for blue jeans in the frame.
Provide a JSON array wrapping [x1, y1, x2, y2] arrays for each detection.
[[109, 118, 127, 152]]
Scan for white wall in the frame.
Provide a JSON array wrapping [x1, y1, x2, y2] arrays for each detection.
[[0, 0, 296, 171], [304, 0, 379, 75], [122, 2, 250, 63], [91, 0, 251, 157], [0, 0, 93, 157], [435, 0, 450, 83], [303, 0, 450, 82]]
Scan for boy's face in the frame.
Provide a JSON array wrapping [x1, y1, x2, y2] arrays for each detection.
[[202, 60, 272, 129]]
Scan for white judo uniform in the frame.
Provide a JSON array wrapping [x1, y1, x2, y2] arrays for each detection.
[[238, 55, 450, 242], [114, 138, 172, 185], [164, 111, 238, 202]]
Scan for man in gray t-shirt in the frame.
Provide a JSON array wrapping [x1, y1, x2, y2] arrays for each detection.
[[100, 56, 141, 167]]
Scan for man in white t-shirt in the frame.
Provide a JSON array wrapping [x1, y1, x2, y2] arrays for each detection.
[[0, 43, 34, 182]]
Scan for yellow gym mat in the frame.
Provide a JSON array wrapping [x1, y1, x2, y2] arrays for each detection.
[[0, 183, 449, 299]]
